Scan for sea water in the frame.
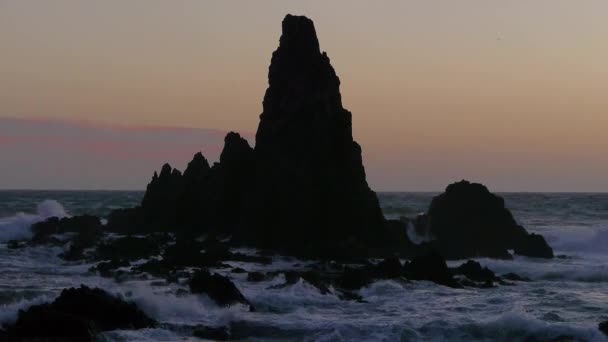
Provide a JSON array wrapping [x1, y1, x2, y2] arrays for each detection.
[[0, 191, 607, 341]]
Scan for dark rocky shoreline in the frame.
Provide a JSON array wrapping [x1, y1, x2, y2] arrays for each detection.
[[2, 14, 603, 341]]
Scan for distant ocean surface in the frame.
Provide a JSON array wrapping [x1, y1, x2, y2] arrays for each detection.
[[1, 190, 608, 341]]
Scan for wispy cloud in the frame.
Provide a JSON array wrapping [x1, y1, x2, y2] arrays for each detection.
[[0, 117, 251, 189]]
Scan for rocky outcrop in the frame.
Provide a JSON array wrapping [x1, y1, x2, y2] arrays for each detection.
[[102, 14, 411, 259], [452, 260, 496, 283], [189, 270, 252, 309], [107, 132, 254, 237], [416, 180, 553, 259], [2, 285, 154, 341], [31, 215, 102, 245], [599, 320, 608, 336], [403, 252, 460, 288], [514, 233, 554, 259], [243, 14, 407, 257]]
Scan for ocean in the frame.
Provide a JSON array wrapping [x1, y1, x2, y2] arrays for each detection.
[[1, 191, 607, 341]]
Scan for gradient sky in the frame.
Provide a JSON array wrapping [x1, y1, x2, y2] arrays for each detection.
[[1, 1, 607, 191]]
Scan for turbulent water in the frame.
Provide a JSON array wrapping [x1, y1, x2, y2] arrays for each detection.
[[1, 191, 607, 341]]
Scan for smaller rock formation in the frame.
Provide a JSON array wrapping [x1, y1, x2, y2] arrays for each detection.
[[107, 132, 254, 238], [189, 270, 252, 309], [452, 260, 496, 283], [417, 180, 553, 259], [95, 236, 161, 261], [193, 325, 231, 341], [599, 320, 608, 336], [31, 215, 102, 245], [514, 233, 554, 259], [403, 252, 460, 288], [2, 285, 155, 341]]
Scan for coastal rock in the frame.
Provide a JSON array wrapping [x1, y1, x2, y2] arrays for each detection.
[[403, 252, 460, 288], [31, 215, 102, 245], [3, 285, 154, 341], [91, 259, 130, 278], [139, 163, 184, 232], [423, 180, 553, 259], [452, 260, 496, 283], [269, 271, 331, 295], [339, 266, 373, 290], [247, 271, 268, 282], [208, 132, 255, 234], [599, 320, 608, 336], [514, 233, 554, 258], [189, 270, 251, 308], [111, 132, 253, 238], [501, 272, 530, 282], [374, 256, 404, 279], [95, 236, 160, 261], [245, 14, 408, 258], [193, 325, 231, 341]]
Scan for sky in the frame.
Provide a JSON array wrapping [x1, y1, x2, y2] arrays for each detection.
[[1, 1, 607, 191]]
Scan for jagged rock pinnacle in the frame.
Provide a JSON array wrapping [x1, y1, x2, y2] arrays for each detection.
[[248, 15, 399, 257]]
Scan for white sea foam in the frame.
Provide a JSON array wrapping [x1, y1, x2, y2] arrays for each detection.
[[0, 200, 68, 242], [0, 294, 52, 325]]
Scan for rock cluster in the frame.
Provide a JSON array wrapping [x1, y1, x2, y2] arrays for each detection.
[[106, 14, 410, 259]]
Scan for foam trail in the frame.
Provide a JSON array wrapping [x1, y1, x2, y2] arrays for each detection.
[[0, 200, 68, 242], [547, 227, 608, 255]]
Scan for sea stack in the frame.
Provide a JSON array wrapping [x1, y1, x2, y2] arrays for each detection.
[[246, 15, 399, 257], [417, 180, 554, 259]]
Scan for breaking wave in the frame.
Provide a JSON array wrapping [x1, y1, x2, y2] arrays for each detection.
[[0, 200, 68, 242]]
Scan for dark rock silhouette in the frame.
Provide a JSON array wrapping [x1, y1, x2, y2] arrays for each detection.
[[514, 233, 554, 258], [247, 271, 268, 282], [3, 285, 154, 341], [95, 236, 161, 261], [452, 260, 496, 283], [100, 16, 554, 265], [418, 180, 553, 259], [31, 215, 102, 245], [189, 270, 252, 308], [403, 252, 460, 288], [599, 320, 608, 336], [102, 14, 410, 259], [374, 256, 404, 279], [244, 14, 406, 257], [193, 325, 231, 341], [501, 272, 530, 282]]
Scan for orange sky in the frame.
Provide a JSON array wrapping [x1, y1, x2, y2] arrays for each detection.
[[1, 1, 607, 191]]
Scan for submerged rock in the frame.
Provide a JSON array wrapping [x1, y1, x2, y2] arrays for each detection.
[[501, 272, 531, 282], [189, 270, 252, 308], [6, 240, 26, 249], [91, 259, 130, 278], [3, 285, 154, 341], [420, 180, 553, 259], [247, 271, 268, 282]]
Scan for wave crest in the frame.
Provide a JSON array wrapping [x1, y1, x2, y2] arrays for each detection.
[[0, 200, 68, 242]]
